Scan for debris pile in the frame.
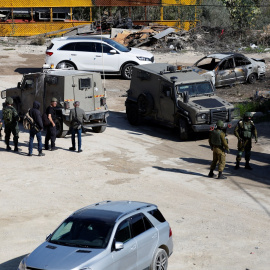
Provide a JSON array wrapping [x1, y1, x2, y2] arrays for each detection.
[[111, 26, 194, 51]]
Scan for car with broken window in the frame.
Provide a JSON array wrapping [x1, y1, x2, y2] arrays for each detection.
[[125, 63, 237, 140], [43, 36, 154, 80], [17, 200, 173, 270], [192, 53, 266, 87]]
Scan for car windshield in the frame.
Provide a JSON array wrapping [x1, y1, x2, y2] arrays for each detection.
[[176, 82, 214, 97], [105, 39, 130, 52], [49, 217, 114, 249]]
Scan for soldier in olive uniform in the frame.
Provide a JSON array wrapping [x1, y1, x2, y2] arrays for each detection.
[[2, 97, 20, 151], [234, 112, 258, 170], [208, 120, 229, 179]]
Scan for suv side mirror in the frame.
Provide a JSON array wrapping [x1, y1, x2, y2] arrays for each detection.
[[115, 242, 124, 251], [45, 234, 51, 241], [109, 49, 117, 54], [17, 82, 21, 89]]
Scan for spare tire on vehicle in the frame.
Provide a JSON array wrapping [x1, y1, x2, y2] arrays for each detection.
[[137, 93, 154, 116]]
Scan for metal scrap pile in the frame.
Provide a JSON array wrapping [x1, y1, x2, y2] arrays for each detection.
[[111, 26, 194, 51]]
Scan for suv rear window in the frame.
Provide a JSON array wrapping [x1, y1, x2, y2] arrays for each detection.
[[47, 43, 54, 50], [148, 209, 166, 223]]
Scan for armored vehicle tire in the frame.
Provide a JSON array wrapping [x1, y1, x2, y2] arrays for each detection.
[[247, 73, 257, 84], [137, 93, 154, 116], [55, 118, 67, 138], [92, 125, 106, 133], [126, 103, 141, 125], [179, 118, 189, 141], [56, 61, 76, 70], [150, 248, 168, 270], [121, 63, 135, 80]]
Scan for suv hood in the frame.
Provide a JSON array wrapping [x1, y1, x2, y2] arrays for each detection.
[[129, 47, 153, 58], [26, 242, 104, 269]]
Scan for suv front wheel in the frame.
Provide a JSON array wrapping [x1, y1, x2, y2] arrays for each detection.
[[121, 63, 135, 80], [150, 248, 168, 270]]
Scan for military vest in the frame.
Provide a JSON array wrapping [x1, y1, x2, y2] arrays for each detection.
[[210, 129, 222, 146], [241, 122, 252, 139]]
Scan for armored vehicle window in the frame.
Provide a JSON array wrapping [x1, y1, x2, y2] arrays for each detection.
[[23, 79, 34, 89], [96, 43, 114, 54], [79, 78, 91, 90], [115, 220, 132, 243], [59, 42, 76, 51], [75, 42, 96, 52], [176, 82, 213, 96]]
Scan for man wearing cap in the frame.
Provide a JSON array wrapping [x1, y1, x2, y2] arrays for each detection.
[[69, 101, 87, 153], [208, 120, 229, 179], [2, 97, 20, 151], [45, 97, 57, 151], [234, 112, 258, 170]]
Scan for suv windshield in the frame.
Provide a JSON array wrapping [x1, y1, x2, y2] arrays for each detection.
[[176, 82, 214, 97], [49, 217, 114, 249], [105, 39, 130, 52]]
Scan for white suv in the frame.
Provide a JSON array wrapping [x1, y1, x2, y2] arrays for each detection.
[[44, 36, 154, 79]]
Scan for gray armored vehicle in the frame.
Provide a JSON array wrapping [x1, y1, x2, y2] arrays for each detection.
[[1, 69, 109, 137], [125, 63, 236, 140]]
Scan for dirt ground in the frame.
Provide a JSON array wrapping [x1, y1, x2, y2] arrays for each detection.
[[0, 43, 270, 270]]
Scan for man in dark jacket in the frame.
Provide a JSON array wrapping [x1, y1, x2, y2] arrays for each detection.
[[69, 101, 87, 153], [28, 101, 45, 156], [45, 97, 57, 151], [3, 97, 20, 151]]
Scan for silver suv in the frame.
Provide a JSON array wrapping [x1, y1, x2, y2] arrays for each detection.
[[18, 201, 173, 270]]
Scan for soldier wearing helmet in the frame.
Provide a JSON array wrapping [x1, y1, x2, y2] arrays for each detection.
[[208, 120, 229, 179], [2, 97, 20, 151], [234, 112, 258, 170]]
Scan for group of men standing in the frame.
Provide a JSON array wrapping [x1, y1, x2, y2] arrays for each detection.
[[0, 97, 86, 155], [208, 112, 258, 179]]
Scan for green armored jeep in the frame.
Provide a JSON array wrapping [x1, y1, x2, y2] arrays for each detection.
[[125, 63, 236, 140], [1, 69, 109, 137]]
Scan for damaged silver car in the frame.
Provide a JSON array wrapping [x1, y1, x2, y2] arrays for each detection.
[[192, 53, 266, 87]]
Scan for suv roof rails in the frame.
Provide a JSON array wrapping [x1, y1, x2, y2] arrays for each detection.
[[115, 204, 155, 222]]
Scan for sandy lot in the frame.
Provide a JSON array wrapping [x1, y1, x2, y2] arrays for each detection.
[[0, 43, 270, 270]]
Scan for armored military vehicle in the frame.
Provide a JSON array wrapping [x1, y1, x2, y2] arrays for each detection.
[[125, 63, 237, 140], [1, 69, 109, 137]]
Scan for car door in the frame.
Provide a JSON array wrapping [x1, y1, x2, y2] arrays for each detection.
[[216, 57, 236, 87], [130, 214, 158, 270], [158, 82, 175, 124], [111, 219, 137, 270], [234, 56, 251, 83], [73, 42, 96, 71], [93, 42, 120, 72]]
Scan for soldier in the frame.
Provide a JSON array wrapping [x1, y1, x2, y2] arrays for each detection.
[[2, 97, 20, 151], [45, 97, 57, 151], [208, 120, 229, 179], [69, 101, 87, 153], [234, 112, 258, 170], [0, 118, 2, 139]]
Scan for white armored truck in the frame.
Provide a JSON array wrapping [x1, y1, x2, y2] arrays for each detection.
[[125, 63, 237, 140], [1, 69, 109, 137]]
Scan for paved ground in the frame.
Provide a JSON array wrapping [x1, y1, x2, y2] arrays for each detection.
[[0, 44, 269, 270]]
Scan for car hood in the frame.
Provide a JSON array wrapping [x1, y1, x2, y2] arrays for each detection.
[[26, 242, 105, 269], [129, 47, 153, 58]]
